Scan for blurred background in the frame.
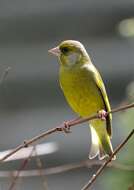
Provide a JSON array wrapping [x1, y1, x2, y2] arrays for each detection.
[[0, 0, 134, 189]]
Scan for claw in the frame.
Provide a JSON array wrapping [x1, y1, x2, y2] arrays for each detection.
[[98, 110, 107, 120], [63, 121, 71, 133]]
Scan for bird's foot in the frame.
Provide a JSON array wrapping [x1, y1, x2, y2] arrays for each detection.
[[98, 110, 107, 120], [62, 121, 71, 133]]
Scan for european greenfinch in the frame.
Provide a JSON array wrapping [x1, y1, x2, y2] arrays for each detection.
[[49, 40, 115, 160]]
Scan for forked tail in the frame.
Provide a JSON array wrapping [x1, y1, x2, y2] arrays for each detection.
[[89, 125, 116, 160]]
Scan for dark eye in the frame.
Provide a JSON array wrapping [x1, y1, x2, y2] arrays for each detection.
[[61, 47, 69, 54]]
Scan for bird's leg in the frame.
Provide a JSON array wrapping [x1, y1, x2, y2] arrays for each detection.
[[63, 121, 71, 133], [98, 110, 107, 120], [62, 116, 81, 133]]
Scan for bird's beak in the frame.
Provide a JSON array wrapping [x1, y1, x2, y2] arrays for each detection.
[[48, 46, 60, 56]]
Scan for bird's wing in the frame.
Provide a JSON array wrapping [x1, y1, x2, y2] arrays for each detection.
[[91, 66, 112, 137]]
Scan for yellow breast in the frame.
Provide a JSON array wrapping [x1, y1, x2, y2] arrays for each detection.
[[59, 65, 104, 117]]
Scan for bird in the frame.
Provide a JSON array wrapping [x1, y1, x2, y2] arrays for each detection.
[[48, 40, 115, 160]]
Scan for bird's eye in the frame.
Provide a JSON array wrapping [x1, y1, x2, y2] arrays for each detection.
[[61, 47, 69, 54]]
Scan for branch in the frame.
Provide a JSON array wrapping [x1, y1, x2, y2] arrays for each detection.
[[0, 103, 134, 164], [34, 146, 49, 190], [8, 147, 34, 190], [0, 160, 134, 178], [0, 67, 11, 84], [81, 129, 134, 190]]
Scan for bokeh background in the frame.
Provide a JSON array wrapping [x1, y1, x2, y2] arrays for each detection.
[[0, 0, 134, 189]]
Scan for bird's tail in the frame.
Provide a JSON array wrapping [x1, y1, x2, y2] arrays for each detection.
[[89, 125, 116, 160]]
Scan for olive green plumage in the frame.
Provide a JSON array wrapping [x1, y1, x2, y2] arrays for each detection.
[[49, 40, 115, 160]]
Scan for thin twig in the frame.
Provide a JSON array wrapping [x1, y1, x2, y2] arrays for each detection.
[[81, 129, 134, 190], [0, 67, 11, 84], [34, 146, 49, 190], [0, 160, 133, 178], [8, 147, 34, 190], [0, 103, 133, 164]]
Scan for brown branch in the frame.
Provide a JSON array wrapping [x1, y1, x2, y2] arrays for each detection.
[[0, 103, 134, 164], [0, 160, 133, 178], [8, 147, 34, 190], [34, 146, 49, 190], [81, 129, 134, 190]]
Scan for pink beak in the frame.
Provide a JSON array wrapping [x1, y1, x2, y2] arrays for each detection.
[[48, 46, 61, 56]]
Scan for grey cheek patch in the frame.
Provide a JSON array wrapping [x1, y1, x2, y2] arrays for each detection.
[[68, 53, 79, 65]]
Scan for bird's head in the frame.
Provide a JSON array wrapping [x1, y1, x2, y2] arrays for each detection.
[[48, 40, 90, 66]]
